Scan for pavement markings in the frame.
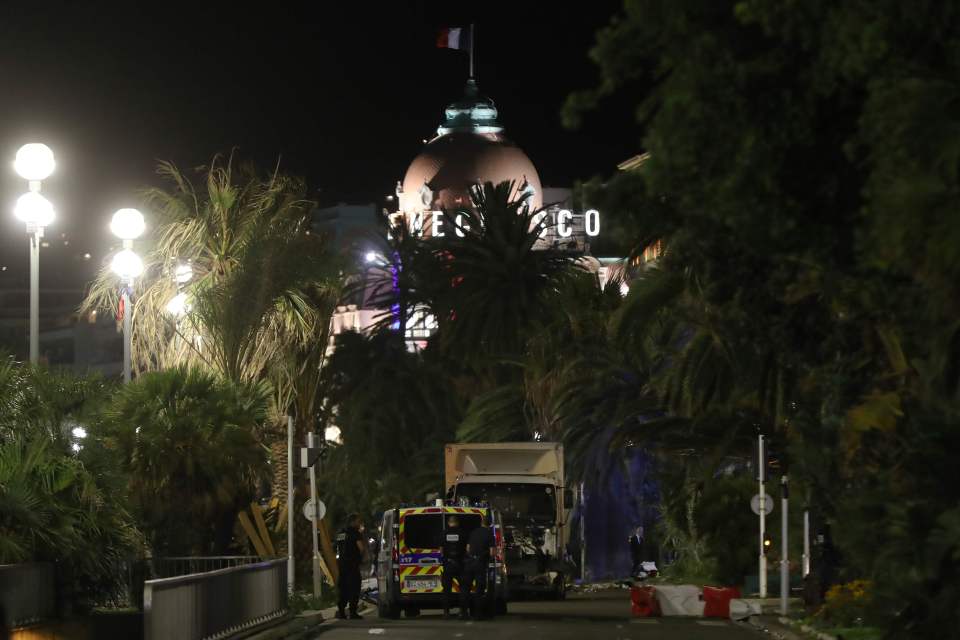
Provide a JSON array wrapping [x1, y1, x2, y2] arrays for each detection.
[[368, 629, 386, 634], [695, 619, 729, 626]]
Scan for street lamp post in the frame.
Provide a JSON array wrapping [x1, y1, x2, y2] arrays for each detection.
[[13, 143, 56, 364], [110, 208, 145, 383]]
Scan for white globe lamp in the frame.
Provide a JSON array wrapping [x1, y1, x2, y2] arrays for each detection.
[[110, 208, 145, 240], [165, 292, 190, 317], [14, 192, 55, 228], [14, 143, 56, 182], [111, 249, 144, 281], [174, 263, 193, 284]]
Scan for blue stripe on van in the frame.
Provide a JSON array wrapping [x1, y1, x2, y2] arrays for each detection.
[[399, 552, 442, 564]]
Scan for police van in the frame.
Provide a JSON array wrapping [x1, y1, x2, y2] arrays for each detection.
[[376, 503, 508, 618]]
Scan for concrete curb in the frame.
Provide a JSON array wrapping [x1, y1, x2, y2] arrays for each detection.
[[301, 603, 376, 637], [744, 615, 839, 640], [240, 611, 324, 640], [777, 615, 839, 640]]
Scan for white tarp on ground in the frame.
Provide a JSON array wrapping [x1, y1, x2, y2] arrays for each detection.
[[653, 584, 705, 616], [728, 598, 762, 620]]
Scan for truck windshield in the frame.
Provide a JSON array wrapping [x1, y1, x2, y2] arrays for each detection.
[[403, 513, 483, 550], [455, 483, 556, 526]]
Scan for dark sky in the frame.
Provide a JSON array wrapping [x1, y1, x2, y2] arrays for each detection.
[[0, 1, 640, 289]]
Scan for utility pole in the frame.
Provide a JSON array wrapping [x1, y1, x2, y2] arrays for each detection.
[[579, 481, 586, 582], [287, 415, 294, 592], [307, 431, 322, 598], [758, 434, 767, 598], [780, 474, 789, 614]]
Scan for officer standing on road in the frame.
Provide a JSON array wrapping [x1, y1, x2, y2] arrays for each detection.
[[442, 515, 466, 618], [461, 515, 496, 620], [335, 513, 367, 620]]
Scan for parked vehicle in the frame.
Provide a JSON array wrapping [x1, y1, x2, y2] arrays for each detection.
[[444, 442, 575, 599], [376, 503, 508, 618]]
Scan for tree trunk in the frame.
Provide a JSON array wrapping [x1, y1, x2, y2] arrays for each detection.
[[270, 437, 289, 556]]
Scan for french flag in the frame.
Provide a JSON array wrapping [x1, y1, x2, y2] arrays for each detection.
[[437, 26, 470, 51]]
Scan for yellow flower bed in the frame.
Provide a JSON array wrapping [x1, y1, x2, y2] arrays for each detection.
[[815, 580, 872, 627]]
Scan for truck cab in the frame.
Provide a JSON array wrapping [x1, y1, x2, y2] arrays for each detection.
[[444, 443, 576, 599]]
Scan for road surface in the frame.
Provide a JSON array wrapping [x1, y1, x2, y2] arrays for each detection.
[[309, 590, 758, 639]]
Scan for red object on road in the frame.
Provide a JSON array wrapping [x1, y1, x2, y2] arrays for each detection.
[[702, 586, 741, 618], [630, 585, 661, 617]]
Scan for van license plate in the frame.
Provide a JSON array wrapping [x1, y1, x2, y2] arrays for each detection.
[[406, 577, 440, 590]]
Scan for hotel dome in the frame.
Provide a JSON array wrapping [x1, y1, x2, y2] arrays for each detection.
[[398, 79, 542, 214]]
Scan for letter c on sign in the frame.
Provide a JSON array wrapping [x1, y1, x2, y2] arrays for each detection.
[[533, 211, 548, 239], [585, 209, 600, 237], [557, 210, 573, 238]]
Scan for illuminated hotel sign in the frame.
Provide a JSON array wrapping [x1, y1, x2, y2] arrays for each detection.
[[397, 209, 601, 239]]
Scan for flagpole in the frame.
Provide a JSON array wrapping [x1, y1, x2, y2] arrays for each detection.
[[470, 23, 475, 79]]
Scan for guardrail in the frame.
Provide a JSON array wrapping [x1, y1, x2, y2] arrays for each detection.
[[146, 556, 261, 579], [119, 556, 261, 610], [0, 562, 55, 630], [143, 558, 287, 640]]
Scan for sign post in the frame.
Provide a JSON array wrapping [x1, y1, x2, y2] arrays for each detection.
[[287, 415, 294, 593], [758, 434, 767, 598], [781, 474, 789, 615], [304, 432, 322, 598]]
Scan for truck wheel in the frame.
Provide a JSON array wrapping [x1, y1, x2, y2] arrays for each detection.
[[552, 574, 567, 600], [495, 598, 508, 615]]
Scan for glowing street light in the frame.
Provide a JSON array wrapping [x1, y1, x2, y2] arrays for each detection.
[[324, 425, 342, 444], [15, 143, 56, 183], [174, 263, 193, 284], [110, 208, 145, 383], [12, 143, 56, 364], [165, 292, 190, 317], [109, 208, 145, 240], [111, 249, 144, 281], [14, 192, 56, 227]]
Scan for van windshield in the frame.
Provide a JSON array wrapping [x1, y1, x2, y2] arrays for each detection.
[[403, 513, 482, 550], [454, 483, 556, 526]]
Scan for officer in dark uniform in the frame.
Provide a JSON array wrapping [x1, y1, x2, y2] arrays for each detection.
[[460, 515, 496, 620], [335, 513, 367, 619], [441, 515, 465, 618]]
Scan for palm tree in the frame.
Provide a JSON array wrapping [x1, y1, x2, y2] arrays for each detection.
[[412, 181, 577, 382], [98, 366, 270, 555], [0, 354, 142, 607], [81, 155, 341, 385], [80, 156, 343, 566], [317, 330, 463, 522]]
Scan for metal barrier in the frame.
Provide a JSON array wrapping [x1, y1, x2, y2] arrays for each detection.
[[147, 556, 261, 579], [143, 558, 287, 640], [119, 556, 261, 610], [0, 562, 55, 630]]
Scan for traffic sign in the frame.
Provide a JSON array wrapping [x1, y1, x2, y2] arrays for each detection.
[[302, 498, 326, 522], [751, 493, 774, 515]]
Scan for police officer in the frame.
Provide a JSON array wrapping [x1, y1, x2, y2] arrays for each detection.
[[460, 515, 496, 620], [335, 513, 367, 620], [442, 515, 465, 618]]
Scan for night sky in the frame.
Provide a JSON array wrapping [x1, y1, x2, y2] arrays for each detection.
[[0, 2, 639, 289]]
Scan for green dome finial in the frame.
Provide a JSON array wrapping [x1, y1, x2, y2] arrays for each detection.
[[437, 79, 504, 136]]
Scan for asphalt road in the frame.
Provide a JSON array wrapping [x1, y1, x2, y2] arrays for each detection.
[[310, 590, 758, 640]]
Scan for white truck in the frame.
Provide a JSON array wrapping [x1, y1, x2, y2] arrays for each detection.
[[444, 442, 575, 599]]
